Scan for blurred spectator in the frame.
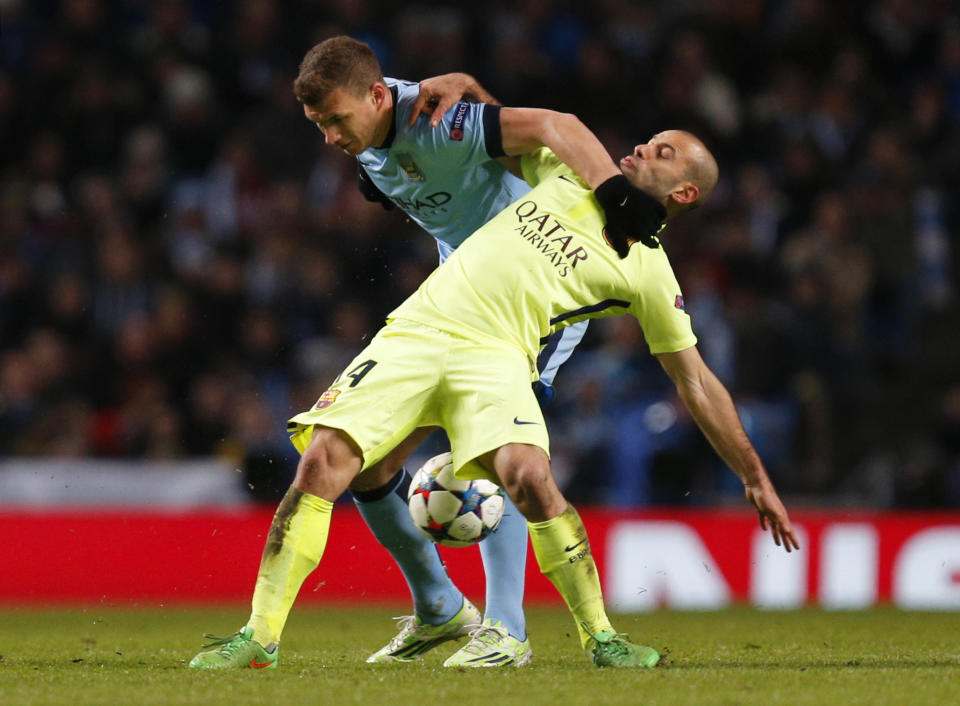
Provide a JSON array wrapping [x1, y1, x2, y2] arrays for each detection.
[[0, 1, 957, 509]]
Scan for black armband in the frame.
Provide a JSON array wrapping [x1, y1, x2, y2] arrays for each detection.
[[482, 104, 505, 158]]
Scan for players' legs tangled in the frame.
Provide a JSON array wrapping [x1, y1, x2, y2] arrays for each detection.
[[352, 427, 529, 660], [190, 322, 655, 668], [349, 429, 464, 626]]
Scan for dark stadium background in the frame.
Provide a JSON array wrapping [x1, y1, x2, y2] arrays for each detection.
[[1, 1, 957, 522]]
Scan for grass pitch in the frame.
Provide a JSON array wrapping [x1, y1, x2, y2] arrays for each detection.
[[0, 606, 957, 706]]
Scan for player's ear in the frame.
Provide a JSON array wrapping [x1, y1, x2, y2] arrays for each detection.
[[670, 182, 699, 206], [370, 82, 388, 108]]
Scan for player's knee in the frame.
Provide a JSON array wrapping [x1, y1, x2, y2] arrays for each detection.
[[502, 461, 548, 491], [498, 455, 553, 508], [296, 442, 330, 485], [295, 427, 361, 495]]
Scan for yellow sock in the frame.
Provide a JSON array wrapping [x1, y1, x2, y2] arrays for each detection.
[[528, 504, 614, 649], [247, 488, 333, 645]]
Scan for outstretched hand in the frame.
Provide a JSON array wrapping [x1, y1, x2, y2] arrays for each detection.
[[745, 482, 800, 553], [408, 73, 497, 127]]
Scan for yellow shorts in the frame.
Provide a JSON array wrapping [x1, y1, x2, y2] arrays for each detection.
[[287, 319, 549, 480]]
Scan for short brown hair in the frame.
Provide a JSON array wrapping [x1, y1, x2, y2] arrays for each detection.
[[293, 36, 384, 107]]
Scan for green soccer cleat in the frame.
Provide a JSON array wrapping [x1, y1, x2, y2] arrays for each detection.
[[188, 626, 278, 669], [587, 629, 660, 668], [366, 598, 482, 663], [443, 619, 532, 668]]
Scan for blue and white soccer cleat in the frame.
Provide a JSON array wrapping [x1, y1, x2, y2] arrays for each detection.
[[442, 619, 532, 667], [366, 598, 482, 663]]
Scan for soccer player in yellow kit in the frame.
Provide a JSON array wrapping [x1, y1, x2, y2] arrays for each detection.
[[197, 130, 799, 668]]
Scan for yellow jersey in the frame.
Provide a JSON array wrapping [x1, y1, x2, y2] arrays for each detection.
[[389, 148, 697, 379]]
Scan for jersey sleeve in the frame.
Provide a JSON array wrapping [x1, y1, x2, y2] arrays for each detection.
[[432, 101, 506, 164], [520, 147, 578, 188], [630, 249, 698, 355], [389, 78, 504, 164]]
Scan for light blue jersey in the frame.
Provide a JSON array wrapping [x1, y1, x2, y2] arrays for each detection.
[[357, 78, 586, 386], [357, 78, 531, 256]]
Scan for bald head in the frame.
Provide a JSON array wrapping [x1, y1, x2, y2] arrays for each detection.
[[619, 129, 719, 219]]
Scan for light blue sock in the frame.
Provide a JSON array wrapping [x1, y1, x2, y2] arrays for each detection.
[[478, 493, 528, 640], [352, 469, 462, 625]]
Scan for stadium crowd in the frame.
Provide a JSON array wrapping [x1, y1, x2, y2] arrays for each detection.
[[1, 0, 958, 508]]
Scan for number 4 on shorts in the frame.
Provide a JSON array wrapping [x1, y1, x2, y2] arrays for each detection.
[[345, 360, 377, 387]]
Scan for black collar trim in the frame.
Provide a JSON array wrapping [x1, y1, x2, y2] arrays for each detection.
[[377, 84, 399, 150]]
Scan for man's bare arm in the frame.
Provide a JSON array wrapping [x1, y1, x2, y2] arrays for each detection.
[[498, 108, 620, 189], [498, 107, 666, 252], [657, 346, 800, 552], [409, 76, 618, 188]]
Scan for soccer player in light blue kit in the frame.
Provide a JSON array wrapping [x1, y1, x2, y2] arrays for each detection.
[[189, 35, 666, 669]]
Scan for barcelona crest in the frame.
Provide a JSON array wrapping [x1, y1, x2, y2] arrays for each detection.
[[314, 389, 341, 410]]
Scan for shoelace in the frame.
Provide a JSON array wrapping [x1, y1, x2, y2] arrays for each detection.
[[581, 623, 631, 655], [387, 615, 420, 645], [462, 623, 510, 655], [200, 631, 245, 653]]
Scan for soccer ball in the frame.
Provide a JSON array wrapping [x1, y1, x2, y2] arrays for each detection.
[[407, 452, 506, 547]]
